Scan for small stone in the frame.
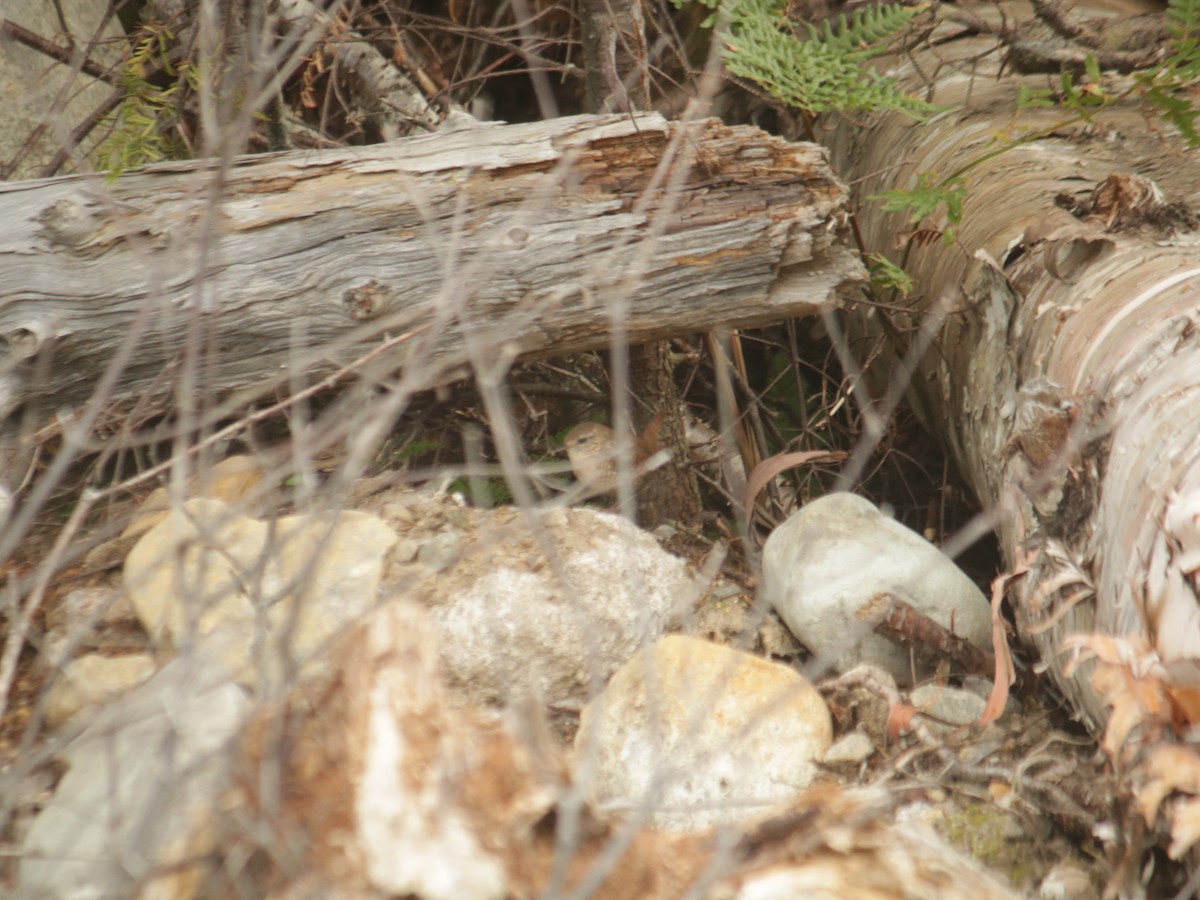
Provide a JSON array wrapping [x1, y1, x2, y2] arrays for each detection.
[[385, 503, 416, 524], [418, 531, 462, 573], [122, 486, 171, 538], [82, 535, 142, 571], [911, 684, 987, 727], [822, 730, 876, 765], [652, 523, 678, 541], [46, 586, 135, 634], [202, 455, 264, 505], [118, 457, 266, 542], [709, 583, 742, 602], [1037, 861, 1096, 900], [759, 614, 802, 657], [391, 538, 420, 564], [962, 675, 1021, 716]]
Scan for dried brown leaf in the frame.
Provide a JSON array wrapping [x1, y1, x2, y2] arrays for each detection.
[[1136, 745, 1200, 826], [886, 703, 917, 743], [742, 450, 847, 518], [1168, 797, 1200, 860], [979, 569, 1020, 726]]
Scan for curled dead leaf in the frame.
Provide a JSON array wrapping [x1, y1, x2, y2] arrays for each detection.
[[886, 703, 918, 743], [979, 569, 1020, 726], [743, 450, 847, 520]]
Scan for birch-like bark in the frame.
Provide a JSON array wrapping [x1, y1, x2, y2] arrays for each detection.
[[825, 0, 1200, 865]]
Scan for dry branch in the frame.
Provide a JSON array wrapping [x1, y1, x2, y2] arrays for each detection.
[[0, 112, 862, 429]]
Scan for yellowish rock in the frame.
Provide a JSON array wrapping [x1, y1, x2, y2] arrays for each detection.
[[576, 635, 832, 832], [44, 653, 158, 728]]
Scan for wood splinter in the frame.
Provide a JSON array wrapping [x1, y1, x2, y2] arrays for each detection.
[[856, 591, 995, 679]]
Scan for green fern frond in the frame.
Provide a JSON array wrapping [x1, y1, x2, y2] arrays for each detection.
[[1131, 0, 1200, 142], [1168, 0, 1200, 36], [678, 0, 935, 116], [1166, 0, 1200, 81], [805, 4, 923, 56], [96, 25, 189, 176]]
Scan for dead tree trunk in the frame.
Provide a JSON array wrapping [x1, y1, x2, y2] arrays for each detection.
[[0, 112, 861, 435], [825, 0, 1200, 865], [580, 0, 703, 526]]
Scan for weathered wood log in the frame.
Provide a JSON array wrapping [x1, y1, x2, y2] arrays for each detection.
[[824, 0, 1200, 870], [0, 112, 863, 425]]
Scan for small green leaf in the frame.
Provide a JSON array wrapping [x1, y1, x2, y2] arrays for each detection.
[[869, 172, 964, 227], [868, 253, 913, 295], [1016, 85, 1056, 109]]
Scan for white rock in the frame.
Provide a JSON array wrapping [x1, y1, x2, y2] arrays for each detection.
[[575, 635, 832, 833], [210, 601, 528, 899], [822, 730, 876, 766], [411, 507, 702, 710], [762, 493, 992, 684], [354, 603, 508, 899], [910, 683, 988, 728], [1037, 861, 1096, 899], [123, 498, 397, 685], [43, 653, 158, 728], [18, 649, 247, 899]]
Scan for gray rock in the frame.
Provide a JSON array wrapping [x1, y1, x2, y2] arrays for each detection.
[[911, 683, 988, 728], [417, 530, 462, 572], [18, 650, 247, 899], [762, 493, 992, 684], [398, 506, 702, 710], [822, 730, 876, 766], [1037, 861, 1097, 900], [575, 635, 832, 833], [46, 586, 136, 634]]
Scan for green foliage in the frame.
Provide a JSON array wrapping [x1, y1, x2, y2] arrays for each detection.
[[391, 438, 443, 462], [870, 173, 965, 245], [1058, 55, 1112, 114], [676, 0, 935, 116], [1168, 0, 1200, 78], [96, 24, 190, 176], [1016, 85, 1056, 110], [1023, 0, 1200, 147], [448, 476, 513, 506], [867, 253, 913, 296], [1137, 0, 1200, 144]]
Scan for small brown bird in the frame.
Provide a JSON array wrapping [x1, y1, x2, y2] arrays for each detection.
[[563, 414, 664, 495]]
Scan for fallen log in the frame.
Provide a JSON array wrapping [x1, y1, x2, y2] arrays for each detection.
[[823, 0, 1200, 872], [0, 112, 863, 426]]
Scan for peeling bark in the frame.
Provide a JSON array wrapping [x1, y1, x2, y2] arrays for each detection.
[[824, 0, 1200, 868]]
